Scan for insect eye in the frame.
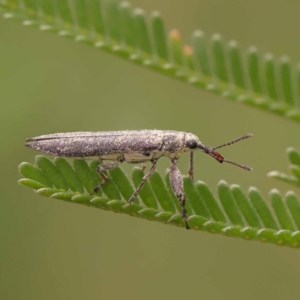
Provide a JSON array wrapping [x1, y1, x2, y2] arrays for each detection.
[[187, 140, 197, 149]]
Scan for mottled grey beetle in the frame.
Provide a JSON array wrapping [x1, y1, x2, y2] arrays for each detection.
[[26, 130, 253, 229]]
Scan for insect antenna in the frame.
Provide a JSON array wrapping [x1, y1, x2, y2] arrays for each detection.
[[222, 159, 253, 171], [212, 133, 253, 150], [204, 133, 253, 171]]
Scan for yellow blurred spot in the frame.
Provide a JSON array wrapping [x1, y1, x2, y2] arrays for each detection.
[[28, 9, 35, 16], [170, 29, 181, 40], [183, 45, 193, 56], [46, 16, 53, 23]]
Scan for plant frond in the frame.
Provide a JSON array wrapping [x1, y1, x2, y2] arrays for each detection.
[[19, 155, 300, 248], [268, 147, 300, 187], [1, 0, 300, 122]]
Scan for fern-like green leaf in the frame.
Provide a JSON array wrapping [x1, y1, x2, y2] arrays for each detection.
[[1, 0, 300, 122], [269, 147, 300, 187], [19, 155, 300, 249]]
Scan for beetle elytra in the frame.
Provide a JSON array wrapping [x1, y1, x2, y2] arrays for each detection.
[[26, 130, 253, 229]]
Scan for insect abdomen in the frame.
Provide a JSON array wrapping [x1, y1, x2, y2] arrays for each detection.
[[25, 130, 166, 157], [25, 136, 100, 157]]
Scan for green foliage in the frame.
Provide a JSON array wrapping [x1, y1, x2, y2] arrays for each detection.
[[3, 0, 299, 248], [19, 156, 300, 248], [269, 148, 300, 187], [1, 0, 300, 122]]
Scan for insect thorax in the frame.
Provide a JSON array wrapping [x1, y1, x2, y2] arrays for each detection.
[[161, 131, 186, 155]]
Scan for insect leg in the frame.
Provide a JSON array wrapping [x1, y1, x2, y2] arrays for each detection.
[[92, 158, 124, 193], [128, 160, 157, 204], [170, 159, 190, 230], [188, 152, 194, 181]]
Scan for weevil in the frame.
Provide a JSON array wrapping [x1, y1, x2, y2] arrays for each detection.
[[25, 130, 253, 229]]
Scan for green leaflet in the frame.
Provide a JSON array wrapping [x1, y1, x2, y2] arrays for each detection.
[[19, 156, 300, 249], [269, 147, 300, 188], [1, 0, 300, 122]]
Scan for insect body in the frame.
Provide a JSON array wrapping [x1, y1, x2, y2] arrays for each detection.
[[26, 130, 253, 229]]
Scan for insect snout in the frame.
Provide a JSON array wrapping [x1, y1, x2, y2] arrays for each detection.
[[204, 148, 224, 163]]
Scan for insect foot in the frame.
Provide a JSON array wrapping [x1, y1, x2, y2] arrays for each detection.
[[91, 186, 100, 195], [181, 206, 190, 230], [90, 182, 106, 195]]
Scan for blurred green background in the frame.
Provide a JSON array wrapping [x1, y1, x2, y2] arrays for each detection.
[[2, 0, 300, 299]]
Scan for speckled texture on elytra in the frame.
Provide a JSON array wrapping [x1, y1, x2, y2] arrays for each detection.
[[25, 130, 202, 163]]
